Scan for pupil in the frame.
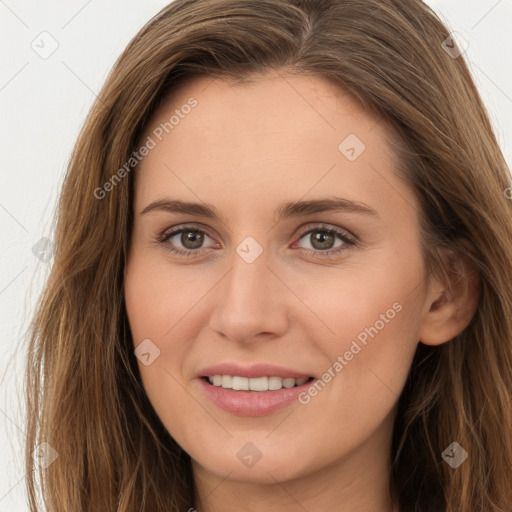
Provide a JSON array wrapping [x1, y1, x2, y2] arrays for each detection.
[[182, 231, 204, 249], [312, 231, 334, 250]]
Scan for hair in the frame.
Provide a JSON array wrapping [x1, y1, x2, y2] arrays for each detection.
[[25, 0, 512, 511]]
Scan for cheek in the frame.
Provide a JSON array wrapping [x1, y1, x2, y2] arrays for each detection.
[[293, 249, 424, 416], [288, 245, 425, 354], [124, 251, 222, 389], [124, 250, 202, 342], [124, 257, 198, 441]]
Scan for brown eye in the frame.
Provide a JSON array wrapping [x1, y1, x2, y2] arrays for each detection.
[[294, 224, 356, 259], [159, 227, 215, 257], [308, 230, 336, 250], [180, 230, 205, 250]]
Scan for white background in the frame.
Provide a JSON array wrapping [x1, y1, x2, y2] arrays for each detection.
[[1, 1, 511, 510]]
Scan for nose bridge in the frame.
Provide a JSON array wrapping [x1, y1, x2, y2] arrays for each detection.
[[208, 239, 289, 342]]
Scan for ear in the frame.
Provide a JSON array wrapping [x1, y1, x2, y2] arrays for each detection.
[[418, 243, 480, 346]]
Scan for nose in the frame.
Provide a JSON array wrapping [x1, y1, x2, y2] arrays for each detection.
[[207, 246, 290, 345]]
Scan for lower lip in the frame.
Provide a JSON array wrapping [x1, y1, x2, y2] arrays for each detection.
[[198, 378, 313, 417]]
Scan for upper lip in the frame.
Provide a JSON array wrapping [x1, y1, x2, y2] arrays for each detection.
[[199, 363, 312, 379]]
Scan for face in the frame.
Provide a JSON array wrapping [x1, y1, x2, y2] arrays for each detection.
[[124, 70, 432, 485]]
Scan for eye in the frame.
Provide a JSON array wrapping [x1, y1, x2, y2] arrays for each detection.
[[157, 223, 356, 259], [293, 224, 355, 258], [158, 225, 217, 257]]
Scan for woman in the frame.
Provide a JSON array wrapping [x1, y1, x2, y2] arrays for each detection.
[[25, 0, 512, 511]]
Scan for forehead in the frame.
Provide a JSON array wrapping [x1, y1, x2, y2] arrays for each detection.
[[133, 71, 414, 224], [149, 71, 377, 140]]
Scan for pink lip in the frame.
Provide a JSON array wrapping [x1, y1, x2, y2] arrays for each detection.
[[197, 377, 313, 417], [196, 363, 314, 417], [198, 363, 312, 380]]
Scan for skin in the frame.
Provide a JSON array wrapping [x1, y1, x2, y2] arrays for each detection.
[[124, 70, 479, 512]]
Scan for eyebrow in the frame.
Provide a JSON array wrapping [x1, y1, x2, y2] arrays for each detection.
[[140, 197, 379, 221]]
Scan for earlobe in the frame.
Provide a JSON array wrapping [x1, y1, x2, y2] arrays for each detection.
[[418, 246, 480, 347]]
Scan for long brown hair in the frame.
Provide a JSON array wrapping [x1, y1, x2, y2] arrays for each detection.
[[25, 0, 512, 510]]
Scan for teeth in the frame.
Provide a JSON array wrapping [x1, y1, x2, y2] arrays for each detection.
[[232, 376, 249, 390], [283, 377, 295, 388], [221, 375, 232, 388], [207, 375, 310, 391], [249, 376, 268, 391], [268, 376, 282, 390]]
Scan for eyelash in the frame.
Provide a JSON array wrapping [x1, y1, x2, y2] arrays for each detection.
[[157, 223, 356, 260]]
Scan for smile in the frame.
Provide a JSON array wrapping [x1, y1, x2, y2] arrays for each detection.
[[206, 375, 312, 391], [199, 375, 316, 417]]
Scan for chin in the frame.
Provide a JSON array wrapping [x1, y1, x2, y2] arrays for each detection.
[[192, 453, 306, 484], [185, 433, 309, 478]]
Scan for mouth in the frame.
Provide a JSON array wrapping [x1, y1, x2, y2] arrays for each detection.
[[198, 374, 316, 416], [197, 363, 316, 415], [202, 375, 315, 391]]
